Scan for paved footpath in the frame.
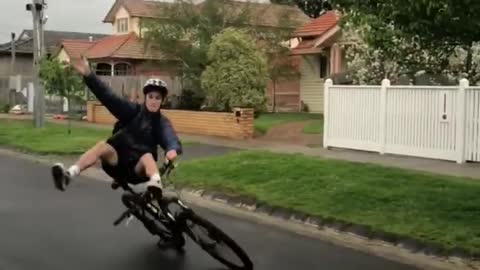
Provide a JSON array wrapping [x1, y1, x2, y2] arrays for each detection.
[[2, 113, 479, 180]]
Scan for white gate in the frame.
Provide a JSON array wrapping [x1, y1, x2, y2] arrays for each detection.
[[465, 87, 480, 162], [384, 86, 458, 160], [324, 79, 480, 163]]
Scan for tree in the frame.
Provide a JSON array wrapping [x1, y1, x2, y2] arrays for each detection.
[[271, 0, 332, 18], [142, 0, 253, 109], [143, 0, 303, 109], [39, 57, 85, 133], [339, 19, 449, 85], [201, 28, 268, 112], [331, 0, 480, 84], [246, 6, 302, 112]]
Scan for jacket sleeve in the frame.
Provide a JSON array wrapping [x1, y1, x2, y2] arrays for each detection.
[[157, 115, 183, 155], [83, 72, 138, 122]]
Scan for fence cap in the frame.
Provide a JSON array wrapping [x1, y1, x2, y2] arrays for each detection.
[[459, 78, 469, 87]]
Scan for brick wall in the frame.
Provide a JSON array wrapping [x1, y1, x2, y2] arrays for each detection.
[[86, 101, 254, 139]]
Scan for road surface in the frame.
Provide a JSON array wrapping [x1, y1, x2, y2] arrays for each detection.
[[0, 151, 420, 270]]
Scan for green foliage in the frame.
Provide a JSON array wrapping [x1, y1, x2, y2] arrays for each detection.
[[39, 57, 85, 134], [331, 0, 480, 84], [173, 150, 480, 255], [333, 0, 480, 46], [0, 103, 10, 113], [143, 0, 303, 109], [271, 0, 332, 18], [39, 57, 85, 102], [201, 28, 268, 112], [142, 0, 253, 104]]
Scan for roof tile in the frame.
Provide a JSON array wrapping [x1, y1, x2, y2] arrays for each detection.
[[60, 39, 96, 60], [84, 32, 166, 60], [294, 11, 338, 37]]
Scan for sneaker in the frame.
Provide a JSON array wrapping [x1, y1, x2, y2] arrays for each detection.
[[51, 163, 71, 191], [146, 176, 163, 199]]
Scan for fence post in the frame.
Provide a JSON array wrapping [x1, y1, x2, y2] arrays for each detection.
[[379, 79, 390, 154], [456, 79, 468, 164], [323, 79, 333, 148]]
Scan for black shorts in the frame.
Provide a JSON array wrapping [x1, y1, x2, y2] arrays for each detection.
[[101, 136, 150, 185]]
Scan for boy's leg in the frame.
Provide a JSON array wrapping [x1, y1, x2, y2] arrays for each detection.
[[51, 140, 118, 191], [134, 152, 183, 250], [134, 153, 162, 190]]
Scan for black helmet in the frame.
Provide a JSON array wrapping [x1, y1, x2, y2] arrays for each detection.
[[143, 78, 168, 99]]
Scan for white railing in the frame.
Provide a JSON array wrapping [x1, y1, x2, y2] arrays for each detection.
[[324, 79, 480, 163]]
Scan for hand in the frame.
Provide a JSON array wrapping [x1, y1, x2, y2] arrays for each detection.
[[165, 150, 177, 162], [72, 55, 91, 76]]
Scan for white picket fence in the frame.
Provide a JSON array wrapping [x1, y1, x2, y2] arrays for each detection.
[[323, 79, 480, 163]]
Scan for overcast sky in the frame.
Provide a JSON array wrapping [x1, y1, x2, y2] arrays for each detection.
[[0, 0, 116, 43]]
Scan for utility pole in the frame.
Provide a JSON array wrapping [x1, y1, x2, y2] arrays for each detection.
[[26, 0, 47, 128], [11, 32, 16, 74]]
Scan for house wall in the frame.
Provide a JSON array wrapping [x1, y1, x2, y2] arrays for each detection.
[[113, 6, 140, 35], [130, 17, 141, 35], [299, 55, 325, 113], [0, 54, 33, 76], [57, 48, 71, 63]]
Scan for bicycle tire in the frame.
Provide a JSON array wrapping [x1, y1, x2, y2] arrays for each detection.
[[180, 212, 253, 270], [121, 193, 185, 250]]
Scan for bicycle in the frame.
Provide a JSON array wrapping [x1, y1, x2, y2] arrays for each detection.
[[110, 158, 253, 270]]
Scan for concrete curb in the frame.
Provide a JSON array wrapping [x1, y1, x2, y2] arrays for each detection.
[[1, 148, 479, 270]]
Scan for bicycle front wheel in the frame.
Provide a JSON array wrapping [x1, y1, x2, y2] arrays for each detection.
[[181, 212, 253, 270]]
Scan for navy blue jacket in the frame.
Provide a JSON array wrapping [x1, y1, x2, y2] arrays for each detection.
[[83, 72, 182, 158]]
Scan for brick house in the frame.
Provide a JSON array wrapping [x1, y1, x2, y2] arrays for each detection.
[[290, 11, 353, 113], [54, 0, 310, 110]]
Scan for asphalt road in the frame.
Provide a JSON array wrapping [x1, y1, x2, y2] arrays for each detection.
[[0, 151, 420, 270]]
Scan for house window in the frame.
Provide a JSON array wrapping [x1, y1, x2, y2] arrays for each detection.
[[95, 63, 112, 76], [114, 63, 132, 76], [117, 18, 129, 33], [319, 54, 328, 79]]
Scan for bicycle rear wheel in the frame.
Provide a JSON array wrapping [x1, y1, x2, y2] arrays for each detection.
[[181, 212, 253, 270]]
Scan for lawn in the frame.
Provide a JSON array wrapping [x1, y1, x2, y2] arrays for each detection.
[[0, 119, 193, 155], [255, 112, 322, 134], [172, 151, 480, 255], [302, 120, 323, 134], [0, 119, 112, 154]]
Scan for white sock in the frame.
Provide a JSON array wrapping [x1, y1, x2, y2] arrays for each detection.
[[149, 173, 163, 188], [67, 165, 80, 177]]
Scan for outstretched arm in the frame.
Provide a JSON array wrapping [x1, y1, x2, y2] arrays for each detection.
[[73, 56, 138, 122], [157, 115, 183, 156]]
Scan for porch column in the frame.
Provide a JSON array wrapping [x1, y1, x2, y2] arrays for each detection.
[[111, 61, 115, 76], [330, 44, 340, 75]]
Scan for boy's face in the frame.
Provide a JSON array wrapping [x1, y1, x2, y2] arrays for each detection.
[[145, 91, 162, 112]]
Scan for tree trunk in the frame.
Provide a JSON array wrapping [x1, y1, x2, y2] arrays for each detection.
[[466, 42, 474, 82], [68, 96, 71, 135]]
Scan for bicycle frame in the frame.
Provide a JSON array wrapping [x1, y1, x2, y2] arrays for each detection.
[[112, 159, 190, 239]]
